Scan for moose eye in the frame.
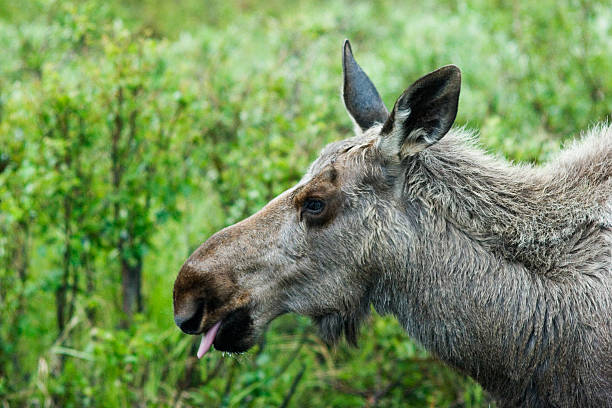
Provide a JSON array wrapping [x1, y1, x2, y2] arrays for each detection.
[[302, 198, 325, 215]]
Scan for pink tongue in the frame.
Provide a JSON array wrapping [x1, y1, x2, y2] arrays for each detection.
[[197, 321, 222, 359]]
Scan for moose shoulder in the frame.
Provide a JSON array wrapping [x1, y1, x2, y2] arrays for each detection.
[[173, 40, 612, 407]]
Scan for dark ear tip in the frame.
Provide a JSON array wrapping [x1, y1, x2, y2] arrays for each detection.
[[343, 39, 352, 52], [440, 64, 461, 80], [343, 39, 353, 66]]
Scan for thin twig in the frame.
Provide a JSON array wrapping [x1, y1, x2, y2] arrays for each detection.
[[279, 364, 306, 408]]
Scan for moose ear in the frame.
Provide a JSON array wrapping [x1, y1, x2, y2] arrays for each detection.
[[378, 65, 461, 158], [342, 40, 389, 132]]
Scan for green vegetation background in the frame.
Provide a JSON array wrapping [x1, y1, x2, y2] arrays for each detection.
[[1, 0, 610, 406]]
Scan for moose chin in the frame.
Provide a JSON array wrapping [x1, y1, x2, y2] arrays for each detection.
[[173, 40, 612, 407]]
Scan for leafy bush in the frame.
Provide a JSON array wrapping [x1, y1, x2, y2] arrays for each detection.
[[1, 0, 610, 406]]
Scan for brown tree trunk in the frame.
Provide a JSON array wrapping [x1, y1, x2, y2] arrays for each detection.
[[110, 86, 139, 327], [120, 249, 142, 324], [84, 250, 96, 322], [3, 222, 30, 378], [56, 112, 72, 334]]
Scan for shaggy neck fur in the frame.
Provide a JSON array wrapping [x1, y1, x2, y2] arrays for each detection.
[[371, 126, 611, 406], [405, 127, 611, 277]]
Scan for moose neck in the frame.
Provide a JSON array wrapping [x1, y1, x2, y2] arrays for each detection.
[[371, 211, 545, 399], [399, 129, 608, 277], [370, 129, 606, 402]]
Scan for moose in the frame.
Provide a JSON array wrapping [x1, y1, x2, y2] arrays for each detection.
[[173, 40, 612, 406]]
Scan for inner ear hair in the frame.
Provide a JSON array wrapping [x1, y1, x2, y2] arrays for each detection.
[[379, 65, 461, 158]]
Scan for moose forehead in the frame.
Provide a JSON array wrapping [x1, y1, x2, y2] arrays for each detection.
[[302, 130, 380, 181]]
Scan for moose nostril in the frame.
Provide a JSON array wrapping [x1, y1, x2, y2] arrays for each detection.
[[174, 299, 205, 334]]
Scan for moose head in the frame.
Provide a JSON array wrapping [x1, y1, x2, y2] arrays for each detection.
[[172, 39, 612, 406], [173, 40, 460, 357]]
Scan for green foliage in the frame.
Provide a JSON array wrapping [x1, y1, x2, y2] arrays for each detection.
[[1, 0, 611, 406]]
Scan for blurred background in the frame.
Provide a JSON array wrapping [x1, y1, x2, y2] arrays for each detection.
[[1, 0, 611, 406]]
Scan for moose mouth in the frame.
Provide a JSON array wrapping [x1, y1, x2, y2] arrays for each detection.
[[197, 306, 254, 357]]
